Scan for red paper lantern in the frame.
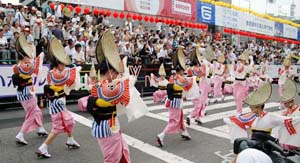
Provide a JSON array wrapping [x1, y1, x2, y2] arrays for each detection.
[[137, 14, 143, 21], [175, 20, 179, 25], [126, 13, 131, 19], [183, 22, 188, 27], [93, 9, 99, 16], [113, 11, 119, 18], [120, 12, 125, 19], [144, 16, 149, 22], [160, 18, 165, 23], [169, 19, 174, 25], [84, 7, 90, 14], [149, 17, 154, 23], [68, 5, 73, 12], [106, 10, 111, 16], [75, 6, 81, 14], [155, 17, 160, 23], [60, 4, 65, 10], [50, 3, 55, 10], [132, 14, 137, 20], [100, 10, 105, 15], [165, 19, 170, 24]]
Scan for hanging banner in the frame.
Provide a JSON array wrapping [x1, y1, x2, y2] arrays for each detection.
[[0, 65, 50, 98], [125, 0, 197, 21], [215, 5, 239, 29], [240, 13, 275, 36], [283, 24, 298, 40], [274, 22, 284, 37], [58, 0, 124, 10], [197, 1, 215, 24]]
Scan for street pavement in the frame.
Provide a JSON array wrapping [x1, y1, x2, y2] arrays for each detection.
[[0, 84, 299, 163]]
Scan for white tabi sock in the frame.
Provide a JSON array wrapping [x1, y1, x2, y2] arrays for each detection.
[[157, 133, 165, 140], [39, 143, 48, 153], [38, 127, 48, 133], [16, 132, 24, 140], [67, 137, 75, 144]]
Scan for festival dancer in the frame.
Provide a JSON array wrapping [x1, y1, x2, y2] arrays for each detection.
[[150, 64, 168, 103], [186, 47, 202, 125], [86, 31, 147, 163], [278, 55, 294, 110], [78, 62, 98, 112], [156, 46, 195, 147], [36, 37, 81, 158], [211, 54, 226, 103], [13, 34, 48, 145], [224, 83, 300, 148], [232, 50, 250, 113], [279, 78, 300, 150], [258, 64, 273, 84]]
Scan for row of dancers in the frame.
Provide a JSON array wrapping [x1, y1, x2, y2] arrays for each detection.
[[11, 31, 298, 163]]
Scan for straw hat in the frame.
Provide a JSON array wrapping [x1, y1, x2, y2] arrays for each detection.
[[15, 33, 33, 59], [217, 54, 225, 63], [244, 83, 272, 107], [158, 64, 166, 76], [283, 55, 292, 67], [49, 37, 71, 65], [280, 78, 297, 102], [191, 46, 203, 65], [203, 45, 214, 62], [96, 31, 122, 73], [239, 50, 250, 61], [89, 62, 97, 78], [172, 46, 186, 70]]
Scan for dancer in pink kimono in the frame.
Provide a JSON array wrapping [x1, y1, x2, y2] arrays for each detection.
[[77, 62, 98, 112], [157, 47, 193, 147], [211, 54, 226, 103], [186, 48, 202, 125], [13, 34, 48, 145], [36, 37, 81, 158], [232, 50, 250, 113], [150, 64, 168, 103], [86, 31, 148, 163], [278, 55, 294, 110]]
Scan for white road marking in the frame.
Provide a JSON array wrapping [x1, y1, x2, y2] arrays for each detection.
[[159, 102, 280, 123], [147, 96, 234, 111], [70, 112, 195, 163], [146, 112, 231, 140]]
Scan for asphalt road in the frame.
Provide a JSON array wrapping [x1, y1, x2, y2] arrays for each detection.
[[0, 84, 299, 163]]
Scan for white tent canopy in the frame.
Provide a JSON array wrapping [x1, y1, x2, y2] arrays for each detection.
[[1, 0, 20, 5]]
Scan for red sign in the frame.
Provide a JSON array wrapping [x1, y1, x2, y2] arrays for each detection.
[[125, 0, 197, 21]]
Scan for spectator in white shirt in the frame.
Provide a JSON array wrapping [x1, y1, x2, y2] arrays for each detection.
[[0, 28, 9, 64], [54, 1, 62, 19], [157, 44, 169, 64], [64, 39, 75, 58], [121, 42, 132, 57], [72, 44, 85, 65]]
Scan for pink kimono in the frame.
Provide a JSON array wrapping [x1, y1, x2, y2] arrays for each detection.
[[232, 63, 249, 113]]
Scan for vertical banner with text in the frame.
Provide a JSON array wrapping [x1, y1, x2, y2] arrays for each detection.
[[197, 1, 215, 25]]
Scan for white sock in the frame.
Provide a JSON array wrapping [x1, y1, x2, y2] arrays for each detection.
[[16, 132, 24, 139], [158, 133, 165, 140], [39, 143, 48, 153], [38, 127, 47, 133], [67, 137, 75, 144]]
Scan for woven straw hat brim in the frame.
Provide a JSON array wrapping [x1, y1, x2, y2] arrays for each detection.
[[244, 83, 272, 107], [204, 46, 214, 62], [239, 50, 249, 61], [49, 37, 71, 65], [95, 34, 105, 65], [159, 64, 166, 76], [16, 34, 33, 59], [195, 48, 203, 64], [280, 78, 297, 102], [177, 47, 186, 70], [283, 58, 292, 67], [98, 31, 122, 73]]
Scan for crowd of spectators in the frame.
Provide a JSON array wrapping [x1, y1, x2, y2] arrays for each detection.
[[0, 0, 299, 66]]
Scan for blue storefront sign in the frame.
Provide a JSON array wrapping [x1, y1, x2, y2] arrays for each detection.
[[274, 22, 283, 37], [197, 1, 215, 25]]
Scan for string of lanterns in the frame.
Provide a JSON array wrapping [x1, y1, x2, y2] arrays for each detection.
[[223, 28, 300, 45], [49, 3, 208, 30]]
